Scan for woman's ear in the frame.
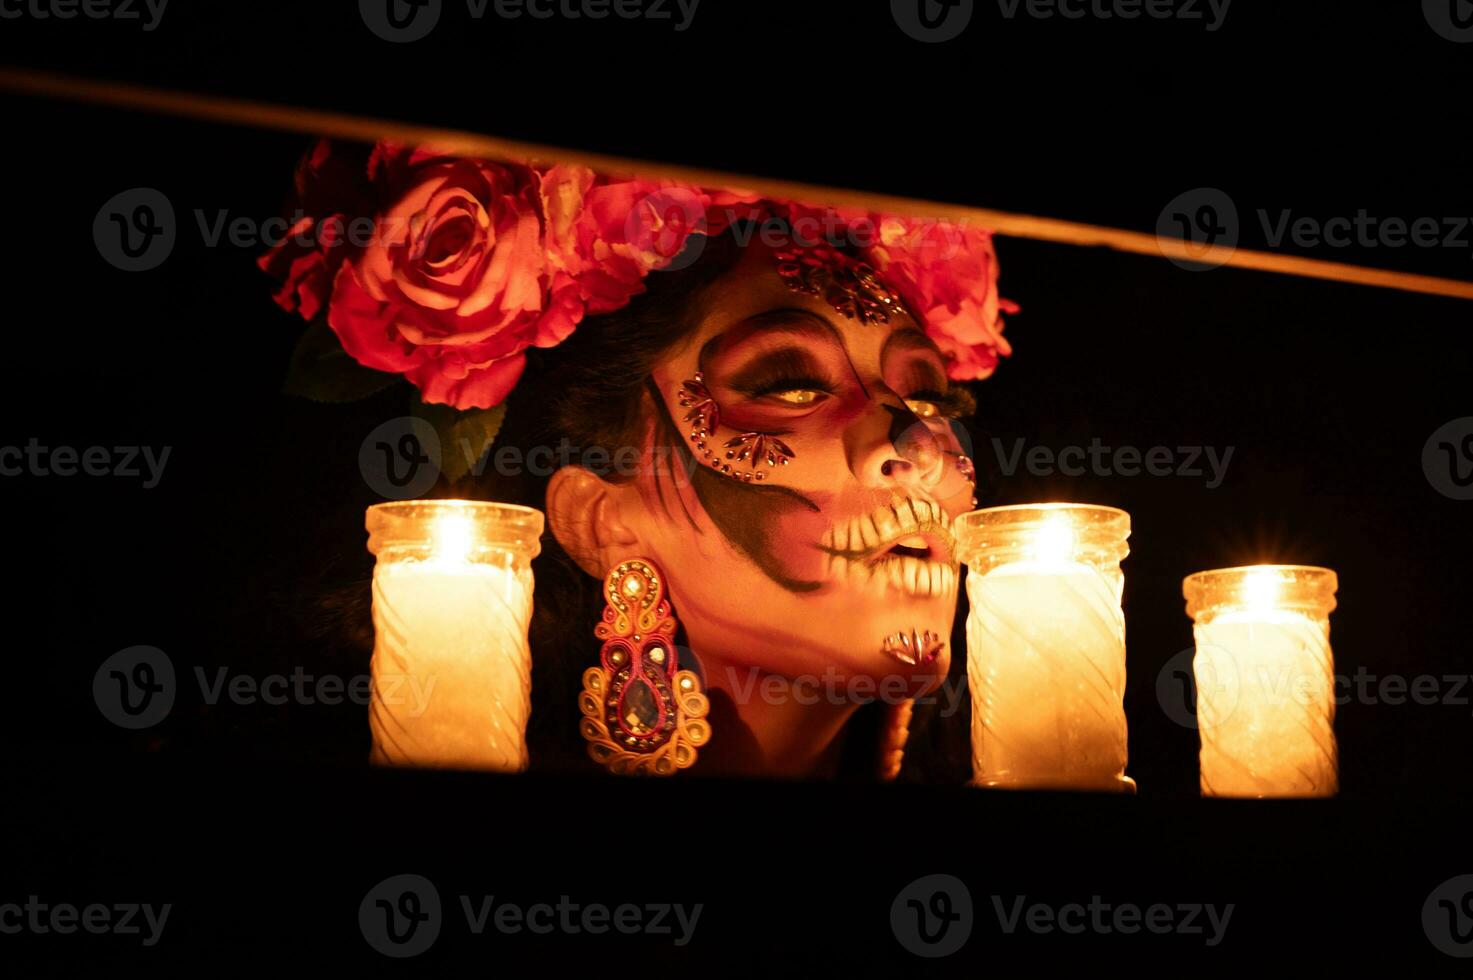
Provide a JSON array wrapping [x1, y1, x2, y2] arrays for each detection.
[[546, 465, 641, 578]]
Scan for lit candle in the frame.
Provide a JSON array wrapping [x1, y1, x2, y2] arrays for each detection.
[[365, 500, 544, 772], [956, 504, 1134, 791], [1183, 564, 1338, 798]]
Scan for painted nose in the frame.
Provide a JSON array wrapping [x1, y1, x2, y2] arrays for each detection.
[[880, 403, 945, 486]]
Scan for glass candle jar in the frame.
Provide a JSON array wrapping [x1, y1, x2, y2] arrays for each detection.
[[956, 503, 1134, 792], [1182, 564, 1339, 798], [365, 500, 544, 772]]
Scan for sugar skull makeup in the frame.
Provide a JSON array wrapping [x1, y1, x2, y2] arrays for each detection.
[[615, 240, 980, 693]]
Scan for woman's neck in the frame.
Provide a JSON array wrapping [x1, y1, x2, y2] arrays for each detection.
[[690, 650, 863, 779]]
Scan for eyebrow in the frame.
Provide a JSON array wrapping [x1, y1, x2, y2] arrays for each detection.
[[881, 327, 945, 363], [697, 308, 842, 371]]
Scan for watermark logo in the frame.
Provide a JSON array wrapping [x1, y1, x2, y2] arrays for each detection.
[[1423, 874, 1473, 957], [1424, 0, 1473, 42], [1423, 418, 1473, 500], [360, 874, 442, 958], [626, 189, 710, 272], [891, 0, 974, 42], [891, 874, 973, 957], [93, 645, 175, 729], [359, 0, 442, 42], [1157, 187, 1239, 271], [361, 417, 443, 500], [93, 188, 175, 272], [1155, 646, 1239, 731]]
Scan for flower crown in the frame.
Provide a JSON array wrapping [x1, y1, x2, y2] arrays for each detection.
[[259, 140, 1017, 414]]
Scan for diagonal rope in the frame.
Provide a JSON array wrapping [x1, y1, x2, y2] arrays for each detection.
[[3, 67, 1472, 302]]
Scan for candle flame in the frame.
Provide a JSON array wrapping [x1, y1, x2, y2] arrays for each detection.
[[432, 511, 476, 563], [1241, 566, 1284, 611], [1028, 517, 1076, 564]]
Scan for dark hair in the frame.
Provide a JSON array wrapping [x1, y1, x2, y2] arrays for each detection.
[[467, 227, 748, 772]]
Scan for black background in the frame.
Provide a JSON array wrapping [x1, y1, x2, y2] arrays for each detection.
[[1, 0, 1470, 970]]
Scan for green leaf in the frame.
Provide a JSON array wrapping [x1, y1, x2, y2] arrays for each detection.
[[282, 321, 400, 403], [412, 400, 508, 484]]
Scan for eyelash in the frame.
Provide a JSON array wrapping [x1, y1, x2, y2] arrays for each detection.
[[741, 376, 972, 419], [742, 374, 835, 399], [904, 388, 975, 420]]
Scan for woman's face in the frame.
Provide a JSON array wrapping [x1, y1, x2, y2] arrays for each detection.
[[599, 240, 976, 695]]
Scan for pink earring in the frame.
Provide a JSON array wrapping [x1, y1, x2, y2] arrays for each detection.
[[953, 452, 978, 509], [677, 372, 795, 482]]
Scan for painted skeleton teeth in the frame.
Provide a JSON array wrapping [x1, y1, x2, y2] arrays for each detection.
[[827, 552, 958, 599], [874, 509, 900, 541], [817, 497, 960, 597]]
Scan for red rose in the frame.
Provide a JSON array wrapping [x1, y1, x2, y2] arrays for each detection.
[[327, 151, 555, 409], [256, 139, 373, 322], [867, 217, 1017, 381], [540, 166, 713, 317]]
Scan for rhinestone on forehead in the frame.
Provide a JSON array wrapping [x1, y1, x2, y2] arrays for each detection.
[[773, 244, 913, 326]]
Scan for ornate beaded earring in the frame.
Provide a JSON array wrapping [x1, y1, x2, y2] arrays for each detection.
[[578, 558, 711, 776]]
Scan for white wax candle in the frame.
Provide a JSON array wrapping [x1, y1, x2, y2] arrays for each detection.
[[369, 557, 534, 772], [1193, 608, 1337, 797], [967, 558, 1130, 790]]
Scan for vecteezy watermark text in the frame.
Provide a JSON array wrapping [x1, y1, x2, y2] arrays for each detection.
[[892, 0, 1229, 42], [359, 874, 701, 958], [0, 439, 170, 489], [1158, 187, 1473, 272], [194, 666, 436, 714], [0, 0, 167, 30], [991, 437, 1234, 489], [992, 895, 1233, 946], [722, 665, 969, 717], [1259, 209, 1473, 253], [890, 875, 1233, 957], [359, 0, 699, 43], [1158, 646, 1473, 730], [0, 897, 171, 946], [996, 0, 1230, 30]]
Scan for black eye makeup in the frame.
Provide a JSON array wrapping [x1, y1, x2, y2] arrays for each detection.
[[725, 347, 840, 404], [893, 361, 974, 420]]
